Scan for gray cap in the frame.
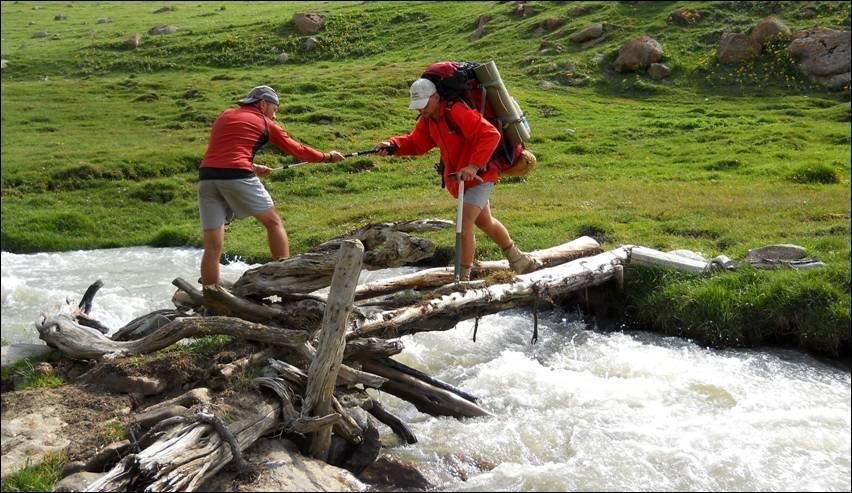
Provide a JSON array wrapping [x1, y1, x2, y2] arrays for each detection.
[[238, 85, 279, 105]]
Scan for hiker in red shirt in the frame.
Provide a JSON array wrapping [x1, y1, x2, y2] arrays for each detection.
[[374, 78, 540, 281], [198, 85, 344, 287]]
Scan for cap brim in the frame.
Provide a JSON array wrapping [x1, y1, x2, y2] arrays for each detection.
[[408, 98, 430, 110]]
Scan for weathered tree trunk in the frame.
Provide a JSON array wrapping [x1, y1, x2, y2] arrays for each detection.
[[84, 389, 282, 491], [303, 240, 364, 461], [353, 236, 601, 301], [349, 247, 631, 340], [232, 220, 452, 297], [36, 313, 309, 360]]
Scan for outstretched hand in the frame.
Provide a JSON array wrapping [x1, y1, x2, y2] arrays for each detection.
[[252, 163, 273, 177], [374, 141, 396, 156], [327, 151, 345, 162]]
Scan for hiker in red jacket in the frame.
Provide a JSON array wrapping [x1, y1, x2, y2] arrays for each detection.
[[374, 78, 540, 281], [198, 85, 344, 287]]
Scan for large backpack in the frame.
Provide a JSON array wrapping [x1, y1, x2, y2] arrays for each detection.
[[421, 61, 534, 177]]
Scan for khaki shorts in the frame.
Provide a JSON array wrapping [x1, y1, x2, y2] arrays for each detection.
[[462, 181, 494, 209], [197, 177, 274, 230]]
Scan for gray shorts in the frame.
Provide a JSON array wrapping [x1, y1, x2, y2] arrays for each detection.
[[197, 177, 274, 230], [462, 181, 494, 209]]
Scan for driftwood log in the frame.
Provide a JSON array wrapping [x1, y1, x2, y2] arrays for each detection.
[[42, 225, 738, 491]]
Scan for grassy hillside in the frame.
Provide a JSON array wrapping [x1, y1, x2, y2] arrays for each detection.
[[1, 1, 850, 357]]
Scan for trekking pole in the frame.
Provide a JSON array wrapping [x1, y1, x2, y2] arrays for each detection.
[[271, 149, 379, 172], [448, 172, 484, 283], [454, 179, 464, 283]]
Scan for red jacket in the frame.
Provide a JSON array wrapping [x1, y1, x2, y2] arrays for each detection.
[[389, 101, 500, 198], [200, 105, 324, 171]]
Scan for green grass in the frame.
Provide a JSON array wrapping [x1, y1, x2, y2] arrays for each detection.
[[0, 450, 67, 493], [1, 1, 850, 357]]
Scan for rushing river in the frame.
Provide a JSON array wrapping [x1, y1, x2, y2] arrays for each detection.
[[1, 248, 850, 491]]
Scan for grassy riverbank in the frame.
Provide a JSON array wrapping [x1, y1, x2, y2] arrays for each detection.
[[2, 1, 850, 358]]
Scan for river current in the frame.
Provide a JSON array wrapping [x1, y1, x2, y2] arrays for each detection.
[[2, 247, 849, 491]]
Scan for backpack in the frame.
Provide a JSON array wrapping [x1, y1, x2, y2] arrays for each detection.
[[421, 61, 534, 177]]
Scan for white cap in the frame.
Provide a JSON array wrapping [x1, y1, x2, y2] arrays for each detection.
[[408, 78, 437, 110]]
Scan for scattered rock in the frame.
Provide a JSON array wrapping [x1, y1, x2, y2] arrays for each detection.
[[469, 14, 490, 41], [202, 439, 365, 492], [293, 12, 324, 34], [513, 2, 536, 18], [568, 5, 596, 17], [716, 31, 757, 64], [537, 80, 555, 90], [613, 36, 663, 73], [303, 36, 320, 51], [542, 17, 565, 31], [33, 31, 49, 38], [538, 40, 563, 54], [668, 8, 700, 26], [152, 6, 174, 14], [277, 52, 290, 64], [592, 52, 605, 64], [122, 33, 143, 49], [798, 7, 817, 20], [647, 62, 671, 80], [36, 362, 54, 377], [54, 471, 102, 492], [96, 17, 112, 24], [54, 14, 67, 21], [789, 28, 851, 89], [570, 23, 603, 44], [555, 72, 590, 87], [92, 371, 167, 396], [1, 406, 70, 479], [746, 244, 807, 262], [148, 24, 177, 35], [50, 34, 62, 40], [750, 16, 790, 49], [0, 59, 7, 71], [358, 454, 433, 492], [1, 344, 56, 369]]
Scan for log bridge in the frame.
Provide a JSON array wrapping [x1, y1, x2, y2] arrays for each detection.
[[34, 219, 741, 491]]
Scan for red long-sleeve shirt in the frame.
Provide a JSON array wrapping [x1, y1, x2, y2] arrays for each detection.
[[200, 105, 324, 171], [389, 101, 500, 198]]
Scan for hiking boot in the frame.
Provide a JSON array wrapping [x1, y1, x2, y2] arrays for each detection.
[[502, 243, 542, 274]]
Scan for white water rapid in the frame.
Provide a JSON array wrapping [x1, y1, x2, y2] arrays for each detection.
[[1, 247, 849, 491]]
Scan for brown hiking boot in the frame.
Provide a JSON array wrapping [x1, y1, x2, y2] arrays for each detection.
[[502, 243, 542, 274]]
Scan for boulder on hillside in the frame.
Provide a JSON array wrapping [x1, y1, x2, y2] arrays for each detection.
[[716, 31, 757, 64], [789, 27, 851, 89], [122, 33, 143, 49], [647, 62, 671, 80], [750, 16, 791, 49], [303, 36, 320, 52], [54, 14, 67, 21], [153, 6, 174, 14], [148, 24, 177, 35], [542, 17, 566, 31], [33, 31, 49, 38], [470, 14, 490, 41], [277, 52, 290, 64], [570, 23, 603, 44], [96, 17, 112, 24], [568, 5, 596, 17], [613, 36, 663, 73], [668, 8, 700, 26], [293, 13, 323, 34]]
